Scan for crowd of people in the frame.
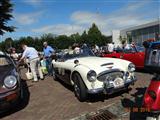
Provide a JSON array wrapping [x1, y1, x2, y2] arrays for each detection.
[[9, 42, 55, 82], [91, 42, 136, 56]]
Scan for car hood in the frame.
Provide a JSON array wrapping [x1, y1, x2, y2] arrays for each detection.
[[0, 65, 14, 81], [67, 56, 131, 73]]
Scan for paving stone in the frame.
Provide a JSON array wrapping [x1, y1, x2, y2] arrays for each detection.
[[0, 69, 151, 120]]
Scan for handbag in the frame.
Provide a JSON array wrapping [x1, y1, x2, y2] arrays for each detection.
[[25, 67, 33, 80], [41, 66, 48, 74]]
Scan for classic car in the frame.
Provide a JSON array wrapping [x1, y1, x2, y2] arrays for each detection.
[[0, 52, 23, 112], [101, 45, 145, 69], [52, 48, 136, 101]]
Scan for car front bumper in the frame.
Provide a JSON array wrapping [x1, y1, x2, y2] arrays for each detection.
[[0, 88, 20, 112], [88, 77, 136, 94]]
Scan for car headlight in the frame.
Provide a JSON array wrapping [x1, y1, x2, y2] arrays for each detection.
[[4, 75, 17, 88], [128, 63, 135, 72], [87, 70, 97, 82]]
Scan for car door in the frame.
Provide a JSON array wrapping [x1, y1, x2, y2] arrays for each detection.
[[53, 58, 74, 85], [122, 47, 144, 68]]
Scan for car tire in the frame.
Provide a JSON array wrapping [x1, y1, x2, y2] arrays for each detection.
[[73, 73, 88, 102], [18, 81, 25, 102]]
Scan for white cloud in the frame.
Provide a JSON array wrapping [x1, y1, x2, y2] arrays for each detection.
[[23, 0, 42, 6], [31, 0, 158, 36], [71, 1, 158, 35], [32, 24, 85, 35], [14, 11, 43, 25]]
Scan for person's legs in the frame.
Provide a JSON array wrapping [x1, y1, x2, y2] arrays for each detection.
[[46, 58, 53, 75], [48, 58, 53, 75], [45, 58, 50, 74], [30, 59, 38, 81], [36, 58, 44, 79]]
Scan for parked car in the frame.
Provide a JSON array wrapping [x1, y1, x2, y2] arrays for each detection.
[[52, 48, 136, 101], [0, 53, 23, 113], [143, 41, 160, 120], [102, 45, 145, 69]]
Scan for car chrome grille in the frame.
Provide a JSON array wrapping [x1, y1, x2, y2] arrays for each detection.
[[97, 71, 124, 82]]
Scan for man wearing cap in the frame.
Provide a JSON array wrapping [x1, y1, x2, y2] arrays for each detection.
[[19, 44, 44, 82], [43, 42, 55, 76]]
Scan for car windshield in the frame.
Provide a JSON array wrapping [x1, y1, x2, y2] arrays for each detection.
[[0, 55, 13, 66], [123, 45, 144, 53], [59, 47, 95, 60], [136, 46, 145, 52]]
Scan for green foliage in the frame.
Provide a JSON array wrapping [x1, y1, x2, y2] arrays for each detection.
[[0, 23, 111, 52], [0, 0, 15, 35]]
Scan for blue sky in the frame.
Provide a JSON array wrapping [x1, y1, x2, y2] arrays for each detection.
[[1, 0, 159, 40]]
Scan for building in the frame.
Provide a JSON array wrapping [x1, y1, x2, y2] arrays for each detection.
[[112, 30, 121, 46], [120, 20, 160, 46]]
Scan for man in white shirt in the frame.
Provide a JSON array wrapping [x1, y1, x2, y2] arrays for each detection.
[[108, 42, 114, 53], [19, 44, 43, 82]]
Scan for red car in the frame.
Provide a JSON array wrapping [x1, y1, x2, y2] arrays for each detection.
[[102, 45, 145, 69], [143, 41, 160, 119]]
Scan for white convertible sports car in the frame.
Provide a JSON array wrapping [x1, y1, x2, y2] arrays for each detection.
[[52, 48, 136, 101]]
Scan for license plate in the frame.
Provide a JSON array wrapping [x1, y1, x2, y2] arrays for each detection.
[[113, 78, 124, 88]]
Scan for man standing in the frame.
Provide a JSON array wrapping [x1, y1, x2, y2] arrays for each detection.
[[19, 44, 43, 82], [108, 42, 115, 53], [43, 42, 54, 76]]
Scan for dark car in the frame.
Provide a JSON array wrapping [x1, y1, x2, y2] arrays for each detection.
[[0, 53, 23, 112]]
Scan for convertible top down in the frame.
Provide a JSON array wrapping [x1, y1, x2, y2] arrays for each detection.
[[52, 48, 136, 101]]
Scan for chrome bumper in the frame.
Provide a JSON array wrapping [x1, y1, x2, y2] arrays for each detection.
[[88, 76, 136, 94]]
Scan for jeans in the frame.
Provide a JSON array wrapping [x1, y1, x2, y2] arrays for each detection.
[[30, 58, 43, 81], [45, 57, 53, 75]]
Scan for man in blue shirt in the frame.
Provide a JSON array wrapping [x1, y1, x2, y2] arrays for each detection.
[[43, 42, 54, 76]]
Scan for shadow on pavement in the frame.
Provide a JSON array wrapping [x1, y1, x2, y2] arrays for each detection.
[[136, 68, 154, 74], [56, 79, 74, 92], [121, 87, 150, 120], [88, 88, 132, 103], [57, 78, 133, 102], [0, 79, 30, 118]]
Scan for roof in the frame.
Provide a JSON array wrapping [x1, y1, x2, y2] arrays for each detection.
[[121, 20, 160, 33]]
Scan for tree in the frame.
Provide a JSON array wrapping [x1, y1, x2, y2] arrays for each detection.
[[88, 23, 101, 35], [70, 32, 81, 43], [81, 30, 88, 43], [0, 23, 111, 50], [55, 35, 73, 49], [4, 37, 13, 49], [87, 23, 102, 45], [0, 0, 15, 35]]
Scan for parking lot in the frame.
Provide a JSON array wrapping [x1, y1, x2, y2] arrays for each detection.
[[0, 68, 152, 120]]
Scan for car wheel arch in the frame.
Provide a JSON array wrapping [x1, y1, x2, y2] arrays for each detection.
[[71, 71, 87, 89]]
